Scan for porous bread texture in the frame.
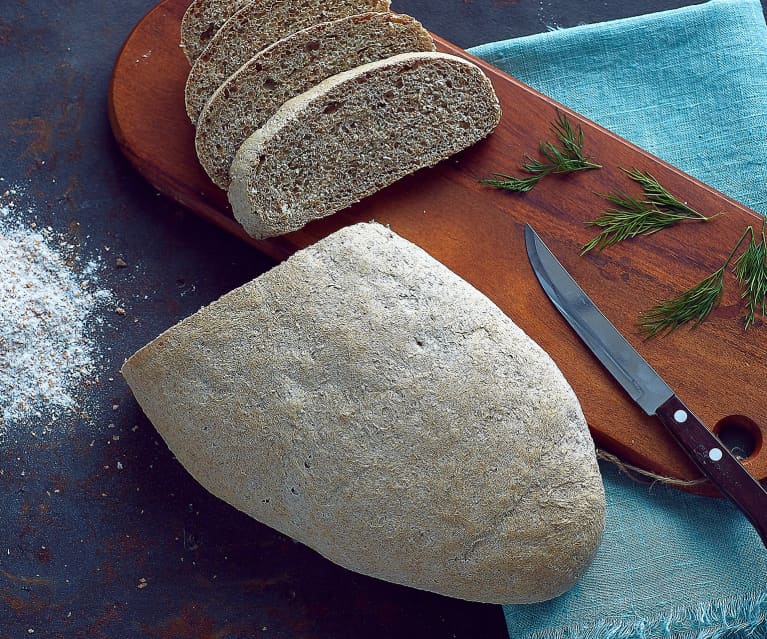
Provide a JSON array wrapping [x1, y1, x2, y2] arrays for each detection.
[[228, 51, 502, 239], [180, 0, 253, 65], [121, 221, 606, 604], [196, 12, 435, 189], [185, 0, 391, 123]]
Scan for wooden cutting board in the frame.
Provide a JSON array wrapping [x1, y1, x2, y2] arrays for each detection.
[[108, 0, 767, 495]]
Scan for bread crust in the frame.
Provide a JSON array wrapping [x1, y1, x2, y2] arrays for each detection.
[[228, 52, 502, 239], [195, 12, 434, 189], [122, 222, 605, 604], [184, 0, 392, 123]]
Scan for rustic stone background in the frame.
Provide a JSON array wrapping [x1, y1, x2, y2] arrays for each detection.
[[0, 1, 737, 637]]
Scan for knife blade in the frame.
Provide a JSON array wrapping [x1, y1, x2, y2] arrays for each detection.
[[524, 224, 767, 547]]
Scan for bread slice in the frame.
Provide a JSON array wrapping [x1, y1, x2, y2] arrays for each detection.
[[184, 0, 391, 123], [195, 12, 435, 190], [180, 0, 253, 65], [228, 52, 502, 239]]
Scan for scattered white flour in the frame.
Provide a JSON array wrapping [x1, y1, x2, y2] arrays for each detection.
[[0, 184, 112, 434]]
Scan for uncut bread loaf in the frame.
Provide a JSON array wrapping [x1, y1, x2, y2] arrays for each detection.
[[196, 12, 435, 189], [180, 0, 253, 64], [185, 0, 391, 123], [121, 222, 606, 604], [228, 52, 501, 239]]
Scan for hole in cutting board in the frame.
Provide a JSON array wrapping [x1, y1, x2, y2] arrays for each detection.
[[713, 415, 762, 461]]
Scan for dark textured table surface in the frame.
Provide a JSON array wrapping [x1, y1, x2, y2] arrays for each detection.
[[0, 1, 755, 637]]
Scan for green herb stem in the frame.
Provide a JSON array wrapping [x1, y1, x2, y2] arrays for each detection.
[[480, 110, 601, 192], [480, 170, 545, 192], [637, 267, 727, 338], [733, 220, 767, 328], [638, 226, 753, 337], [621, 168, 710, 219], [582, 168, 719, 254]]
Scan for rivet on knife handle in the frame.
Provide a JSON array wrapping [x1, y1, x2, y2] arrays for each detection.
[[524, 223, 767, 548], [655, 395, 767, 545]]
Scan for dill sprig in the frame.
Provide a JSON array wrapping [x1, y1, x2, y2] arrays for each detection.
[[622, 167, 704, 217], [638, 227, 753, 338], [582, 168, 718, 253], [637, 267, 728, 338], [480, 110, 601, 192], [733, 220, 767, 328], [581, 196, 695, 254]]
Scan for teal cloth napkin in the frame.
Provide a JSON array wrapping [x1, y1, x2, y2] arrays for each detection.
[[467, 1, 767, 637]]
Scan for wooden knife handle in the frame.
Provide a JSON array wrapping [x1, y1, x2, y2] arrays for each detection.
[[656, 395, 767, 547]]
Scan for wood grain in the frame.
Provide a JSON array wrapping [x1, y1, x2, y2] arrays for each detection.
[[108, 0, 767, 495]]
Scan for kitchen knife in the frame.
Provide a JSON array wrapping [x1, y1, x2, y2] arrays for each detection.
[[524, 224, 767, 548]]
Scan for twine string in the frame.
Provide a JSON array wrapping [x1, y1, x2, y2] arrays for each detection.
[[596, 449, 708, 487]]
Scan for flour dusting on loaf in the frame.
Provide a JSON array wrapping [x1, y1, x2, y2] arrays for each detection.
[[121, 222, 605, 604]]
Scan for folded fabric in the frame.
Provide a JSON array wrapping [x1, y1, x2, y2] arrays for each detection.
[[468, 1, 767, 637], [470, 0, 767, 217]]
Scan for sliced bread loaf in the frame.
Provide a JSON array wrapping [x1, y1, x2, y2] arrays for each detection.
[[184, 0, 391, 123], [228, 52, 502, 239], [180, 0, 253, 65], [195, 12, 435, 190]]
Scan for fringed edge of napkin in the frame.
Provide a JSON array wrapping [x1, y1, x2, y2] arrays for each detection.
[[516, 589, 767, 639]]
